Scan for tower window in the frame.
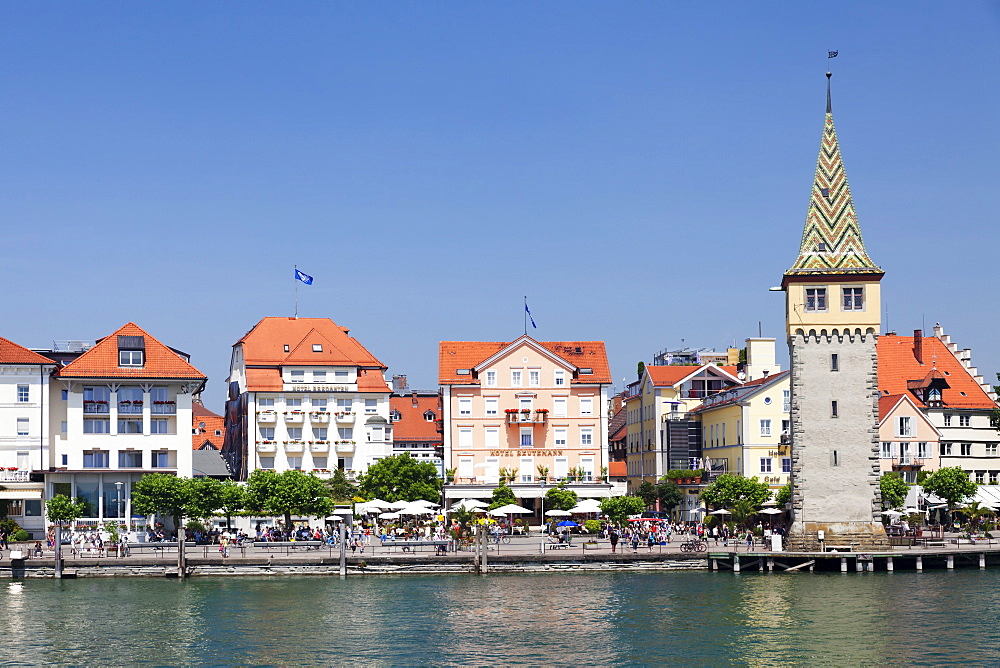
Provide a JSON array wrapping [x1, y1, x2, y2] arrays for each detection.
[[831, 354, 839, 371], [831, 401, 838, 418], [831, 450, 839, 466], [843, 287, 864, 311], [805, 288, 827, 312]]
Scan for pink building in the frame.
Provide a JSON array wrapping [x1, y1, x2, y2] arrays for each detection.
[[878, 393, 941, 485]]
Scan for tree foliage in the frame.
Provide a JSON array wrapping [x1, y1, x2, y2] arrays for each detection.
[[244, 469, 335, 529], [599, 496, 645, 524], [774, 483, 792, 508], [186, 477, 225, 520], [132, 473, 191, 529], [46, 494, 87, 525], [488, 483, 517, 510], [356, 453, 442, 503], [544, 484, 578, 511], [636, 481, 658, 507], [327, 468, 358, 503], [699, 474, 771, 509], [921, 466, 977, 507], [656, 479, 684, 511], [879, 472, 910, 510]]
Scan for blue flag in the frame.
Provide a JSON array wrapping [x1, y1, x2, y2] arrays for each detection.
[[525, 302, 537, 329], [828, 50, 838, 58], [295, 269, 313, 285]]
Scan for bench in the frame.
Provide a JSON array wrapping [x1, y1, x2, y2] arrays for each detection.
[[379, 540, 450, 553], [544, 541, 571, 550]]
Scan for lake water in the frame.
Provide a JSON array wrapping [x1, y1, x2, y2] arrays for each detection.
[[2, 570, 998, 666]]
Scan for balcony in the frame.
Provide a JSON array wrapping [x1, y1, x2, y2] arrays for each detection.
[[284, 411, 305, 423], [309, 441, 331, 453], [0, 469, 30, 482], [151, 402, 177, 415], [118, 402, 143, 414], [256, 441, 277, 453], [334, 412, 356, 423], [83, 401, 110, 414], [505, 410, 549, 425], [892, 457, 925, 470], [334, 440, 356, 454], [257, 411, 277, 423], [309, 411, 331, 423], [284, 440, 306, 453], [780, 433, 791, 445]]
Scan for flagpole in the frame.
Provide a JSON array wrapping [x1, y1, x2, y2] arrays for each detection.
[[523, 296, 527, 336], [294, 265, 299, 319]]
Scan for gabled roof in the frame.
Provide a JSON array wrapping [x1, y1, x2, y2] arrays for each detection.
[[192, 400, 225, 450], [878, 334, 997, 410], [646, 364, 741, 388], [877, 393, 942, 437], [439, 337, 611, 384], [56, 322, 206, 381], [608, 406, 627, 442], [0, 337, 56, 366], [785, 73, 882, 279], [688, 370, 790, 414], [608, 461, 627, 478], [357, 369, 391, 393], [236, 317, 386, 369], [390, 394, 442, 443]]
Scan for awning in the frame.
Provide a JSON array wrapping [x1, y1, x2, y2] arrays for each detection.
[[0, 490, 42, 500]]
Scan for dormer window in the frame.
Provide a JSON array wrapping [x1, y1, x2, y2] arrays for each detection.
[[283, 345, 290, 353], [423, 410, 436, 422], [926, 387, 942, 407], [390, 409, 402, 421], [117, 335, 145, 367], [312, 344, 323, 352], [119, 350, 143, 366]]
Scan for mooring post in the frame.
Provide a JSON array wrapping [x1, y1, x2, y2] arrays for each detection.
[[339, 523, 347, 577], [855, 558, 862, 572], [947, 554, 954, 570], [979, 553, 986, 570], [886, 556, 893, 572], [480, 524, 488, 576], [916, 556, 923, 571], [711, 558, 717, 571], [841, 557, 847, 573], [733, 555, 740, 573], [767, 557, 774, 572]]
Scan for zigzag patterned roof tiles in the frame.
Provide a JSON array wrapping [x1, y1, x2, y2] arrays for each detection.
[[786, 75, 882, 277]]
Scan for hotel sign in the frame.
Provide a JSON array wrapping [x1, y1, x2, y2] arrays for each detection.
[[490, 450, 564, 457]]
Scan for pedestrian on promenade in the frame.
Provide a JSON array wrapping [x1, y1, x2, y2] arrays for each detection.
[[609, 529, 619, 553], [647, 532, 655, 552]]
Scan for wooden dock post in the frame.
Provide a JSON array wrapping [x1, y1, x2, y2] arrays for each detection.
[[980, 553, 986, 570], [947, 554, 954, 570], [886, 556, 893, 572], [916, 556, 923, 571], [841, 557, 847, 573], [767, 557, 774, 572], [855, 558, 863, 572], [734, 555, 740, 573]]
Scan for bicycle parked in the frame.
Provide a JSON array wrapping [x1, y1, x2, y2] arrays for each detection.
[[680, 539, 707, 553]]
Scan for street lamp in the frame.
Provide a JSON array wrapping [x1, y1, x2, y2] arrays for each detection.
[[115, 481, 123, 520]]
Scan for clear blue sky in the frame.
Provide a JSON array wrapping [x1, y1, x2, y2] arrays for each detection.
[[4, 3, 999, 412]]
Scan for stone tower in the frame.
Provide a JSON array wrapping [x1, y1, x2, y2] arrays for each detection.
[[781, 72, 888, 551]]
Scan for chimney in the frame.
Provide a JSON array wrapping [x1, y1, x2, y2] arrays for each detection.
[[913, 330, 923, 364], [392, 374, 408, 394], [411, 391, 419, 408]]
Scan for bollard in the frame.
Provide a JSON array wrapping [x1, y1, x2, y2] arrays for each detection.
[[733, 555, 740, 573], [841, 557, 847, 573], [980, 553, 986, 570], [947, 554, 954, 570], [916, 556, 923, 571], [886, 556, 893, 572]]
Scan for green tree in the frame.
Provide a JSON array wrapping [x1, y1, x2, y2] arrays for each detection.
[[636, 481, 658, 507], [774, 483, 792, 507], [244, 469, 335, 529], [356, 453, 442, 503], [637, 361, 646, 379], [327, 468, 358, 503], [488, 483, 517, 510], [217, 480, 246, 530], [186, 477, 224, 521], [920, 466, 977, 508], [879, 472, 910, 510], [46, 494, 87, 577], [958, 501, 993, 532], [545, 483, 578, 511], [599, 495, 645, 524], [132, 473, 192, 576], [729, 498, 759, 529], [655, 479, 684, 512], [699, 474, 771, 509]]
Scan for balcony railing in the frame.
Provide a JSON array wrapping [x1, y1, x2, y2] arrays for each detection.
[[284, 441, 306, 453], [284, 412, 305, 423], [83, 402, 110, 414], [118, 403, 143, 414], [257, 411, 277, 423], [0, 469, 30, 482], [505, 411, 549, 425], [334, 441, 356, 454], [309, 412, 330, 423], [334, 412, 356, 423], [151, 403, 176, 415], [309, 441, 331, 453], [256, 441, 277, 453], [892, 457, 925, 468]]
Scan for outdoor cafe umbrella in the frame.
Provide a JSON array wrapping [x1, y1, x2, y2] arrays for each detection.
[[881, 510, 904, 518], [545, 509, 572, 517], [492, 504, 532, 515], [759, 508, 783, 515], [556, 520, 579, 527], [378, 512, 400, 519], [709, 509, 731, 516], [569, 499, 602, 513]]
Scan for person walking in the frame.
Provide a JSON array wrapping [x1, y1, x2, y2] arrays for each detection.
[[609, 528, 619, 554]]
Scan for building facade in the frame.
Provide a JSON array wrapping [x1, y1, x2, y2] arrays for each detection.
[[222, 317, 391, 480], [389, 391, 444, 476]]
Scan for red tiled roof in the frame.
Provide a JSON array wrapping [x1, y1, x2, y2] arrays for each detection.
[[236, 317, 385, 368], [878, 334, 996, 410], [687, 370, 789, 413], [645, 364, 740, 387], [878, 394, 906, 420], [56, 322, 206, 381], [0, 337, 56, 365], [438, 337, 611, 384], [608, 461, 627, 477], [245, 368, 283, 391], [390, 395, 442, 443], [357, 369, 391, 393], [191, 401, 224, 450]]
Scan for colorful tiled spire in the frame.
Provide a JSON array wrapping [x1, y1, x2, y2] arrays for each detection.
[[785, 73, 881, 276]]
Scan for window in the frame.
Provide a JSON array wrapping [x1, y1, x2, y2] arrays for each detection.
[[260, 457, 275, 469], [259, 397, 275, 407], [897, 417, 913, 438], [286, 398, 302, 408], [581, 427, 593, 446], [24, 500, 41, 517], [118, 419, 142, 434], [16, 385, 28, 402], [313, 371, 326, 383], [991, 472, 1000, 485], [83, 451, 110, 468], [484, 398, 498, 417], [61, 390, 68, 401], [805, 287, 827, 312], [579, 398, 593, 417], [831, 401, 838, 418], [365, 399, 378, 414], [313, 427, 328, 440], [830, 354, 839, 371], [760, 458, 772, 473], [337, 427, 353, 440], [831, 450, 839, 466], [554, 457, 568, 479], [119, 451, 142, 467], [918, 442, 929, 458], [782, 458, 792, 474], [458, 428, 473, 448], [290, 370, 305, 383], [783, 390, 790, 413], [313, 456, 328, 469], [286, 427, 302, 440], [283, 456, 301, 470], [842, 287, 864, 311], [313, 398, 327, 410], [312, 344, 323, 352], [334, 370, 349, 381], [511, 370, 522, 387], [151, 419, 169, 434], [959, 415, 971, 427], [423, 410, 435, 422], [520, 429, 533, 447], [881, 442, 892, 458], [974, 471, 986, 484], [368, 426, 383, 442], [529, 370, 540, 387], [61, 421, 67, 433], [484, 427, 499, 448], [459, 398, 472, 416], [484, 370, 497, 387], [987, 444, 999, 456], [554, 370, 565, 386], [941, 443, 953, 456], [260, 427, 275, 441], [119, 350, 143, 366], [519, 397, 533, 413], [944, 414, 953, 427], [151, 451, 170, 468], [337, 399, 352, 411], [553, 398, 567, 418], [781, 419, 791, 435], [554, 428, 567, 447], [84, 419, 110, 434], [760, 419, 771, 437], [961, 443, 973, 457], [16, 418, 28, 436], [520, 458, 534, 483]]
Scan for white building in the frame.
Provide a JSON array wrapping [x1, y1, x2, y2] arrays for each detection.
[[222, 317, 392, 481]]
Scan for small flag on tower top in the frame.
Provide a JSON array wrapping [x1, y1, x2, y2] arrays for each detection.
[[828, 50, 839, 58], [295, 268, 313, 285]]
